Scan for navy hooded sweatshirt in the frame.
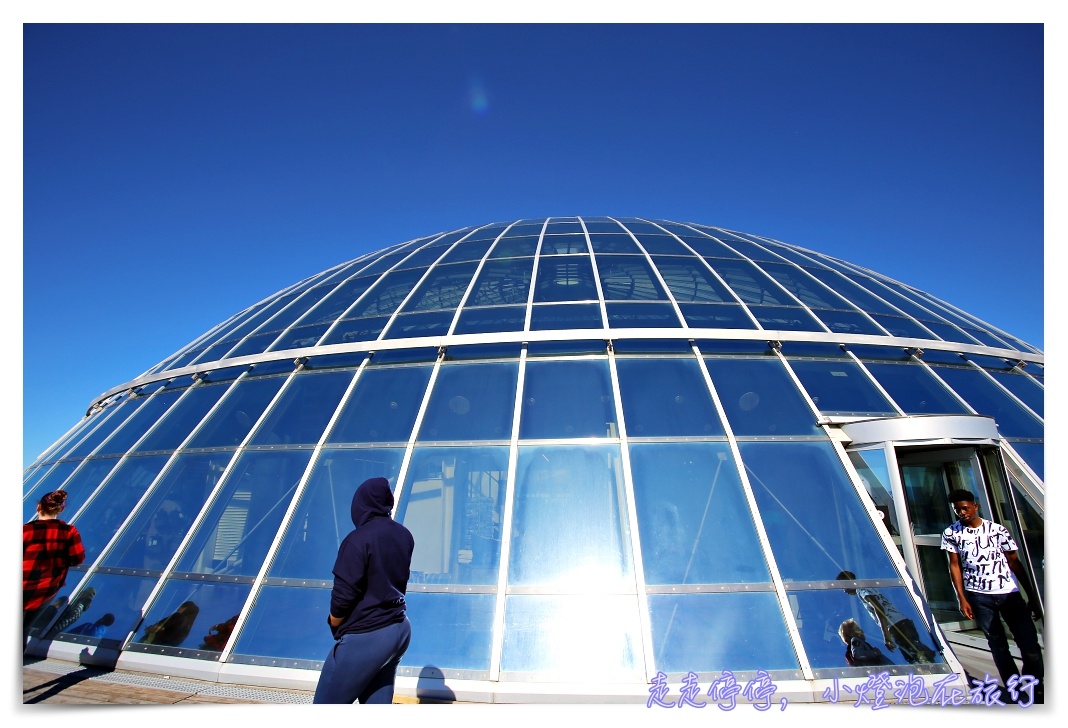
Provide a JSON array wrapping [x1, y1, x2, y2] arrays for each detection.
[[329, 477, 415, 638]]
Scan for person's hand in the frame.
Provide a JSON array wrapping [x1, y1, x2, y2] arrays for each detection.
[[884, 638, 895, 651], [958, 599, 973, 620], [1028, 600, 1043, 622]]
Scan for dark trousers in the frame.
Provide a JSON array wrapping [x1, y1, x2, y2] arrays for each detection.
[[967, 590, 1043, 694], [313, 617, 411, 704]]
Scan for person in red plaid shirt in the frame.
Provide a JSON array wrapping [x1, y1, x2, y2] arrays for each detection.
[[23, 490, 85, 644]]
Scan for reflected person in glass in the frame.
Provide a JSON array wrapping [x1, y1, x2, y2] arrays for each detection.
[[836, 570, 935, 664], [313, 477, 415, 704]]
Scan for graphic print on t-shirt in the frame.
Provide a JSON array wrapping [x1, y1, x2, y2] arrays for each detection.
[[940, 520, 1019, 594]]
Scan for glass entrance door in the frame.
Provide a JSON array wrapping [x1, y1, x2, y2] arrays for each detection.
[[896, 447, 987, 624]]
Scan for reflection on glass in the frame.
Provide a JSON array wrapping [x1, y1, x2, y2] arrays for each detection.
[[186, 376, 286, 448], [453, 306, 527, 334], [269, 448, 404, 579], [863, 362, 970, 415], [249, 371, 353, 446], [509, 445, 632, 589], [63, 399, 145, 460], [649, 593, 798, 674], [44, 572, 159, 644], [45, 458, 120, 524], [788, 360, 897, 416], [790, 588, 942, 674], [398, 447, 507, 586], [418, 363, 518, 441], [464, 259, 534, 306], [595, 255, 668, 301], [22, 462, 79, 522], [230, 585, 333, 663], [704, 358, 821, 436], [95, 389, 185, 456], [132, 580, 251, 653], [929, 366, 1043, 439], [630, 443, 768, 584], [740, 442, 897, 582], [500, 595, 642, 678], [519, 360, 617, 439], [174, 450, 312, 577], [133, 383, 231, 453], [328, 366, 433, 444], [71, 455, 170, 563], [400, 592, 496, 672], [846, 449, 900, 537], [528, 303, 603, 330], [533, 256, 598, 303], [102, 452, 235, 571], [987, 370, 1043, 417], [616, 358, 723, 437]]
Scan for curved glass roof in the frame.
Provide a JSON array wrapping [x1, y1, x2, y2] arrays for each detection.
[[24, 217, 1043, 702]]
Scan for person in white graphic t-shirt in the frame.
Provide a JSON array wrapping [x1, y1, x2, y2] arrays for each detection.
[[941, 488, 1043, 703]]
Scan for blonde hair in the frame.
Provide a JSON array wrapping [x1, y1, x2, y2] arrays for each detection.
[[838, 618, 864, 645]]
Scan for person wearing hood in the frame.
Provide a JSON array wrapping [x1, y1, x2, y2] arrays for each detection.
[[313, 476, 415, 704]]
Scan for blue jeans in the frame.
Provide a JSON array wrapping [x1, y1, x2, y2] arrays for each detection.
[[313, 617, 411, 704], [966, 591, 1043, 695]]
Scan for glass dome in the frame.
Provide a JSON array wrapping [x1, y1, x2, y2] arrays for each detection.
[[24, 217, 1044, 703]]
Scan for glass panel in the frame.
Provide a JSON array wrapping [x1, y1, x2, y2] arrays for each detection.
[[319, 315, 389, 345], [465, 258, 534, 307], [532, 256, 598, 302], [595, 255, 668, 301], [680, 236, 744, 258], [400, 592, 496, 672], [788, 360, 897, 416], [500, 595, 642, 679], [869, 314, 937, 340], [930, 366, 1043, 439], [678, 303, 757, 329], [615, 358, 723, 437], [185, 376, 286, 448], [758, 261, 853, 310], [174, 450, 313, 577], [792, 588, 941, 672], [453, 306, 527, 334], [438, 240, 493, 264], [45, 458, 120, 524], [538, 234, 587, 256], [589, 233, 641, 254], [633, 234, 689, 255], [249, 371, 353, 446], [1009, 477, 1044, 601], [747, 304, 827, 332], [529, 303, 603, 330], [328, 366, 433, 444], [131, 580, 252, 653], [397, 447, 508, 585], [864, 362, 971, 415], [397, 261, 479, 313], [64, 400, 145, 460], [740, 441, 898, 581], [101, 451, 236, 571], [915, 544, 960, 614], [705, 259, 792, 305], [382, 310, 454, 339], [801, 266, 902, 316], [286, 276, 378, 327], [519, 360, 617, 439], [488, 236, 539, 258], [219, 331, 281, 360], [923, 321, 981, 345], [1009, 442, 1044, 480], [899, 460, 971, 536], [266, 323, 331, 351], [605, 302, 682, 328], [651, 256, 733, 303], [847, 449, 901, 537], [69, 455, 170, 563], [810, 309, 886, 336], [22, 462, 79, 522], [41, 573, 159, 645], [418, 363, 517, 441], [133, 383, 232, 453], [631, 443, 768, 584], [649, 593, 798, 674], [704, 357, 822, 436], [342, 267, 429, 319], [268, 448, 404, 579], [508, 445, 632, 589], [231, 585, 333, 664], [94, 389, 185, 456]]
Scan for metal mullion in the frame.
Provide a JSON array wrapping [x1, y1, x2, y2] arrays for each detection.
[[608, 217, 688, 327], [604, 343, 655, 680], [445, 223, 517, 336], [574, 217, 611, 328], [522, 219, 551, 331], [691, 343, 815, 680], [116, 364, 309, 651], [389, 350, 448, 516], [911, 357, 982, 415], [771, 348, 827, 424], [217, 361, 368, 663], [842, 351, 908, 416], [488, 345, 527, 681], [375, 226, 490, 341]]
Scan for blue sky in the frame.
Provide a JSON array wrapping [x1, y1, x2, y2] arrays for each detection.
[[19, 22, 1045, 468]]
